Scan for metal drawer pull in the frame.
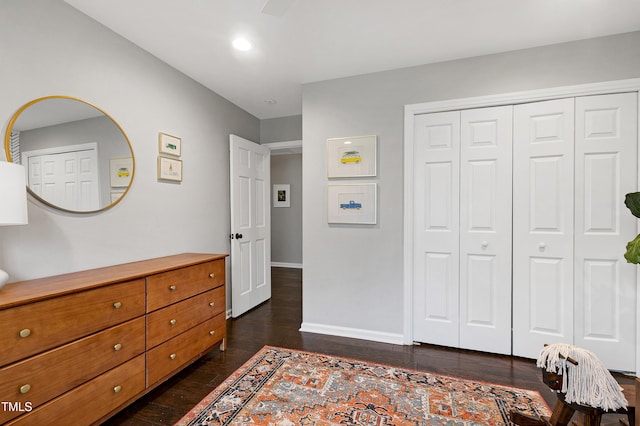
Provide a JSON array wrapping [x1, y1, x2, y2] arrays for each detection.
[[113, 385, 122, 393], [209, 330, 215, 336], [19, 329, 31, 338], [209, 302, 215, 307], [209, 273, 215, 279], [169, 353, 176, 360], [169, 319, 177, 326], [113, 301, 122, 309], [113, 343, 122, 351], [20, 384, 31, 394], [169, 285, 177, 291]]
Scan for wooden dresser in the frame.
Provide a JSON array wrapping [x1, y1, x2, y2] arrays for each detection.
[[0, 253, 227, 425]]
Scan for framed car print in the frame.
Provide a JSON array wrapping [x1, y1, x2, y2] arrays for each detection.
[[109, 157, 133, 188], [327, 183, 377, 224], [326, 135, 377, 178], [159, 132, 182, 157]]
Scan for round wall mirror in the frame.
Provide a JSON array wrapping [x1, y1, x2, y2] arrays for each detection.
[[4, 96, 135, 213]]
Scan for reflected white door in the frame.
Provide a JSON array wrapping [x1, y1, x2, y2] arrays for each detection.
[[24, 146, 99, 211], [574, 92, 637, 371], [230, 134, 271, 317], [513, 98, 575, 359]]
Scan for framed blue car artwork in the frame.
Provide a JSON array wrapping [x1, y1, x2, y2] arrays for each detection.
[[328, 183, 377, 224]]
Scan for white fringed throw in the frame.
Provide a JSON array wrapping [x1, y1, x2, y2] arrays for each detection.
[[537, 343, 627, 411]]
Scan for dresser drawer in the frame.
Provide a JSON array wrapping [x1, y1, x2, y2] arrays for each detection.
[[147, 314, 225, 385], [0, 317, 145, 424], [7, 354, 146, 426], [147, 260, 224, 312], [147, 286, 225, 348], [0, 279, 145, 367]]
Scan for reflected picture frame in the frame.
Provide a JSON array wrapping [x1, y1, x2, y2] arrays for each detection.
[[109, 157, 133, 188]]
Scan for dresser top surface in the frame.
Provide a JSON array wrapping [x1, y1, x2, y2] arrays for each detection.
[[0, 253, 227, 309]]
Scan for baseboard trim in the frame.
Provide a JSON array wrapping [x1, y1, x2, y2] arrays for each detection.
[[299, 322, 405, 345], [271, 262, 303, 269]]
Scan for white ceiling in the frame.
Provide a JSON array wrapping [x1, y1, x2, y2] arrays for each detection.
[[63, 0, 640, 120]]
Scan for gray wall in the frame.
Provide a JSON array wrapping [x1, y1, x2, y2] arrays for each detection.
[[270, 154, 302, 265], [261, 115, 303, 266], [301, 31, 640, 341], [260, 115, 302, 144], [0, 0, 259, 282]]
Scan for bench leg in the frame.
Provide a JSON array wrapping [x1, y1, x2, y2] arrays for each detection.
[[549, 400, 576, 426]]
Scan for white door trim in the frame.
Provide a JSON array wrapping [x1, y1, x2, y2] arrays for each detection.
[[403, 79, 640, 367], [21, 142, 98, 159], [262, 139, 302, 153]]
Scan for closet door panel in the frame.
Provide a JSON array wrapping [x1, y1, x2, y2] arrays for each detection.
[[574, 92, 637, 371], [513, 98, 575, 359], [459, 106, 513, 354], [413, 111, 461, 346]]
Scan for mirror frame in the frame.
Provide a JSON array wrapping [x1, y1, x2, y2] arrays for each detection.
[[4, 95, 135, 214]]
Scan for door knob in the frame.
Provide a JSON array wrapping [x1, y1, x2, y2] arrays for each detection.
[[235, 233, 243, 239]]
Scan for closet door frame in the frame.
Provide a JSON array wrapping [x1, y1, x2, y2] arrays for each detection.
[[404, 78, 640, 369]]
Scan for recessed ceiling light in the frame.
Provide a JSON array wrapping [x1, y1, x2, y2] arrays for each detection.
[[232, 37, 252, 51], [264, 99, 277, 105], [343, 141, 352, 145]]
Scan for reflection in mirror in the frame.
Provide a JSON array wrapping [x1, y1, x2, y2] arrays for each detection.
[[4, 96, 134, 213]]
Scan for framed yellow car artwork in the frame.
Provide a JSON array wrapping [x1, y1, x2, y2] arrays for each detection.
[[109, 157, 133, 188], [326, 135, 376, 178]]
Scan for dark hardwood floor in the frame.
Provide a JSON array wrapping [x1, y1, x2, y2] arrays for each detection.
[[104, 267, 633, 425]]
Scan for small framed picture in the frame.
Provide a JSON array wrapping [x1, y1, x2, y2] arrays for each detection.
[[273, 184, 290, 207], [110, 191, 124, 203], [327, 135, 377, 178], [109, 157, 133, 188], [159, 132, 182, 156], [158, 156, 182, 182], [327, 183, 377, 224]]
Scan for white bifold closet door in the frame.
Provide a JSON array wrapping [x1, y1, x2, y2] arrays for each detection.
[[413, 110, 460, 348], [513, 93, 638, 371], [512, 98, 576, 359], [413, 106, 513, 354], [26, 148, 100, 212], [573, 93, 637, 371]]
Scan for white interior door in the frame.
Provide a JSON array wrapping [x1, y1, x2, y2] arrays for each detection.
[[512, 98, 575, 359], [574, 92, 637, 371], [413, 111, 461, 346], [230, 134, 271, 317], [459, 106, 513, 354]]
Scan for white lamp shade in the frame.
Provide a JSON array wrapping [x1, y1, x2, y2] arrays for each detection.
[[0, 162, 28, 225]]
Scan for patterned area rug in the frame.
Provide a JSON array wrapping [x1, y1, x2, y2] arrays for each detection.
[[176, 346, 550, 425]]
